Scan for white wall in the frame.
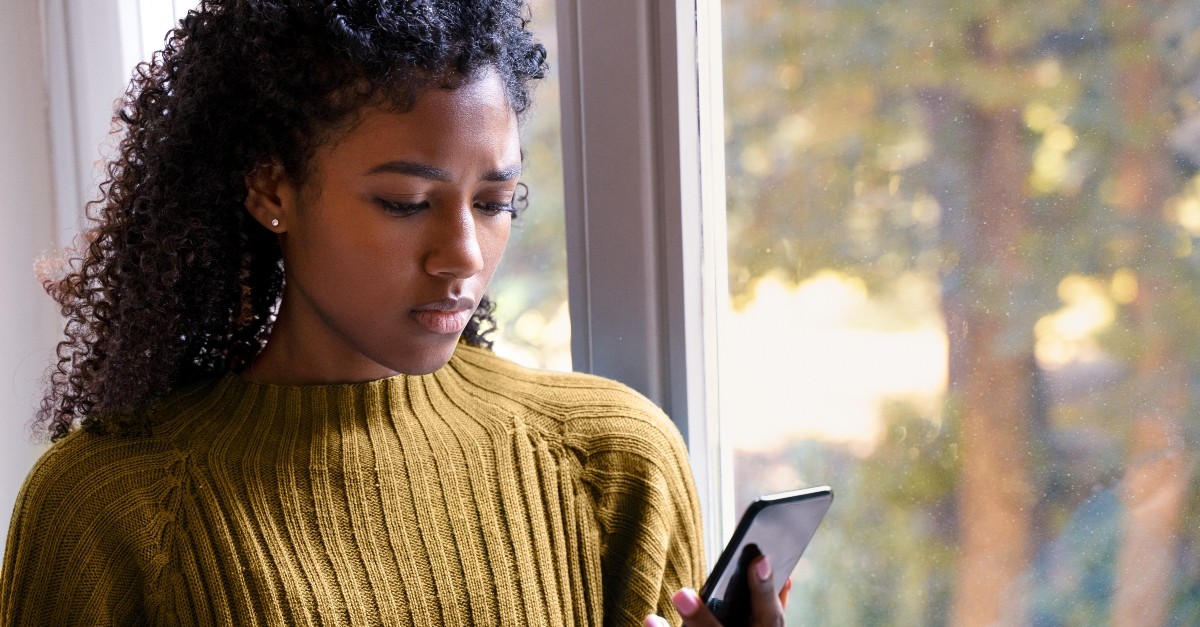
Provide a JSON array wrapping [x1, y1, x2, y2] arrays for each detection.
[[46, 0, 137, 240], [0, 0, 148, 556], [0, 0, 66, 551]]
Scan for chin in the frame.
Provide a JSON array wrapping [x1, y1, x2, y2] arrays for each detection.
[[384, 339, 460, 376]]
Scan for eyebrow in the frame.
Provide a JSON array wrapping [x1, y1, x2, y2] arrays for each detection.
[[367, 161, 522, 182]]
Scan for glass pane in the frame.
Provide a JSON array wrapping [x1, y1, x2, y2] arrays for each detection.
[[489, 0, 571, 371], [718, 1, 1200, 624]]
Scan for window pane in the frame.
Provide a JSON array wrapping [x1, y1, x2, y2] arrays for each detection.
[[719, 1, 1200, 624], [489, 0, 570, 371]]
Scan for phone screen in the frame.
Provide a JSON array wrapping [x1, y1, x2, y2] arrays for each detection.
[[699, 486, 833, 622]]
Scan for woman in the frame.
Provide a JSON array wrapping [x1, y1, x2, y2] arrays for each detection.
[[1, 1, 786, 625]]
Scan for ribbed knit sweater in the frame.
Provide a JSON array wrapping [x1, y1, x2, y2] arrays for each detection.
[[0, 344, 704, 626]]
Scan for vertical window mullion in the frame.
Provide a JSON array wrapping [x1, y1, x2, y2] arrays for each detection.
[[555, 0, 727, 564]]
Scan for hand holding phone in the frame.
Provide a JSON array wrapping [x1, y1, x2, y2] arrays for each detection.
[[698, 486, 833, 624]]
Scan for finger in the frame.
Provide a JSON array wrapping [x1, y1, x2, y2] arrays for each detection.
[[645, 615, 671, 627], [671, 588, 723, 627], [748, 555, 785, 625], [779, 577, 792, 610]]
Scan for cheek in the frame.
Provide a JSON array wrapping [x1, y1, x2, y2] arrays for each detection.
[[481, 219, 514, 272], [287, 213, 401, 297], [337, 228, 422, 294]]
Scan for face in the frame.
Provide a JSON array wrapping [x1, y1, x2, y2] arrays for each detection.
[[246, 72, 521, 383]]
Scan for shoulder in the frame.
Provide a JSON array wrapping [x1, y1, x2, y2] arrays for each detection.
[[447, 345, 706, 603], [1, 387, 217, 625], [9, 379, 219, 543], [447, 344, 685, 454], [11, 423, 182, 535]]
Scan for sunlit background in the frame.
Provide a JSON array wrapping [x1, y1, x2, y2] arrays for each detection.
[[718, 1, 1200, 624]]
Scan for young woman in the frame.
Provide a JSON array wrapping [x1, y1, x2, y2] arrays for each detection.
[[0, 1, 786, 625]]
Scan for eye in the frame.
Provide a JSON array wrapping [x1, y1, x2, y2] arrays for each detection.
[[377, 199, 430, 216], [474, 201, 516, 217]]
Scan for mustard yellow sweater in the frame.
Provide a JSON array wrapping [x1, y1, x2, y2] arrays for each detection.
[[0, 345, 703, 626]]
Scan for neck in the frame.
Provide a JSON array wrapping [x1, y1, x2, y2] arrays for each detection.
[[240, 305, 400, 385]]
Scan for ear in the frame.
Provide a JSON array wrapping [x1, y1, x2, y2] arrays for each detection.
[[244, 162, 293, 232]]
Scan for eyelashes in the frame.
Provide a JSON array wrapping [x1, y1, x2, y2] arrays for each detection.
[[376, 200, 429, 216], [375, 199, 515, 217], [477, 202, 516, 217]]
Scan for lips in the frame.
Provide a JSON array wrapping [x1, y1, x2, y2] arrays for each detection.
[[411, 297, 476, 335]]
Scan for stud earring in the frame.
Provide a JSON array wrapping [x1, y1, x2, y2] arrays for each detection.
[[270, 218, 280, 227]]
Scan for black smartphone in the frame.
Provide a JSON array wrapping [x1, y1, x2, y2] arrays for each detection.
[[698, 486, 833, 623]]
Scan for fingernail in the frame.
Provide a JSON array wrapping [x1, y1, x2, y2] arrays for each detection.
[[645, 615, 670, 627], [672, 588, 701, 616], [755, 555, 772, 582]]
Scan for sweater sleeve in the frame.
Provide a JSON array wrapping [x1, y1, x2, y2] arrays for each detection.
[[579, 395, 706, 627], [0, 438, 153, 626]]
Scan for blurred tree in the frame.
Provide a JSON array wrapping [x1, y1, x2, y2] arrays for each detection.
[[720, 0, 1200, 623], [1104, 2, 1194, 625]]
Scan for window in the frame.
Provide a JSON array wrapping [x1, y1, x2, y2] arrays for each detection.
[[556, 0, 1200, 623], [488, 0, 571, 371], [716, 1, 1200, 623]]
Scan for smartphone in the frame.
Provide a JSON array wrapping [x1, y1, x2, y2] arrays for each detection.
[[698, 486, 833, 622]]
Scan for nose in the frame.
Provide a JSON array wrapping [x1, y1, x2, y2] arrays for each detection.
[[423, 204, 485, 280]]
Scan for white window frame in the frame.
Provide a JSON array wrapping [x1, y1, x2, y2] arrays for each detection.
[[555, 0, 730, 561]]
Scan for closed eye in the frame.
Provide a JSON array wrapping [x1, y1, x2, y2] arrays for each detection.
[[475, 201, 516, 217], [377, 199, 430, 216]]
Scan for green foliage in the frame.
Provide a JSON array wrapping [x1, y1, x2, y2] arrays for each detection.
[[723, 0, 1200, 622]]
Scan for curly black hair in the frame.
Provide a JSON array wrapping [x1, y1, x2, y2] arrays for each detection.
[[39, 0, 548, 440]]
